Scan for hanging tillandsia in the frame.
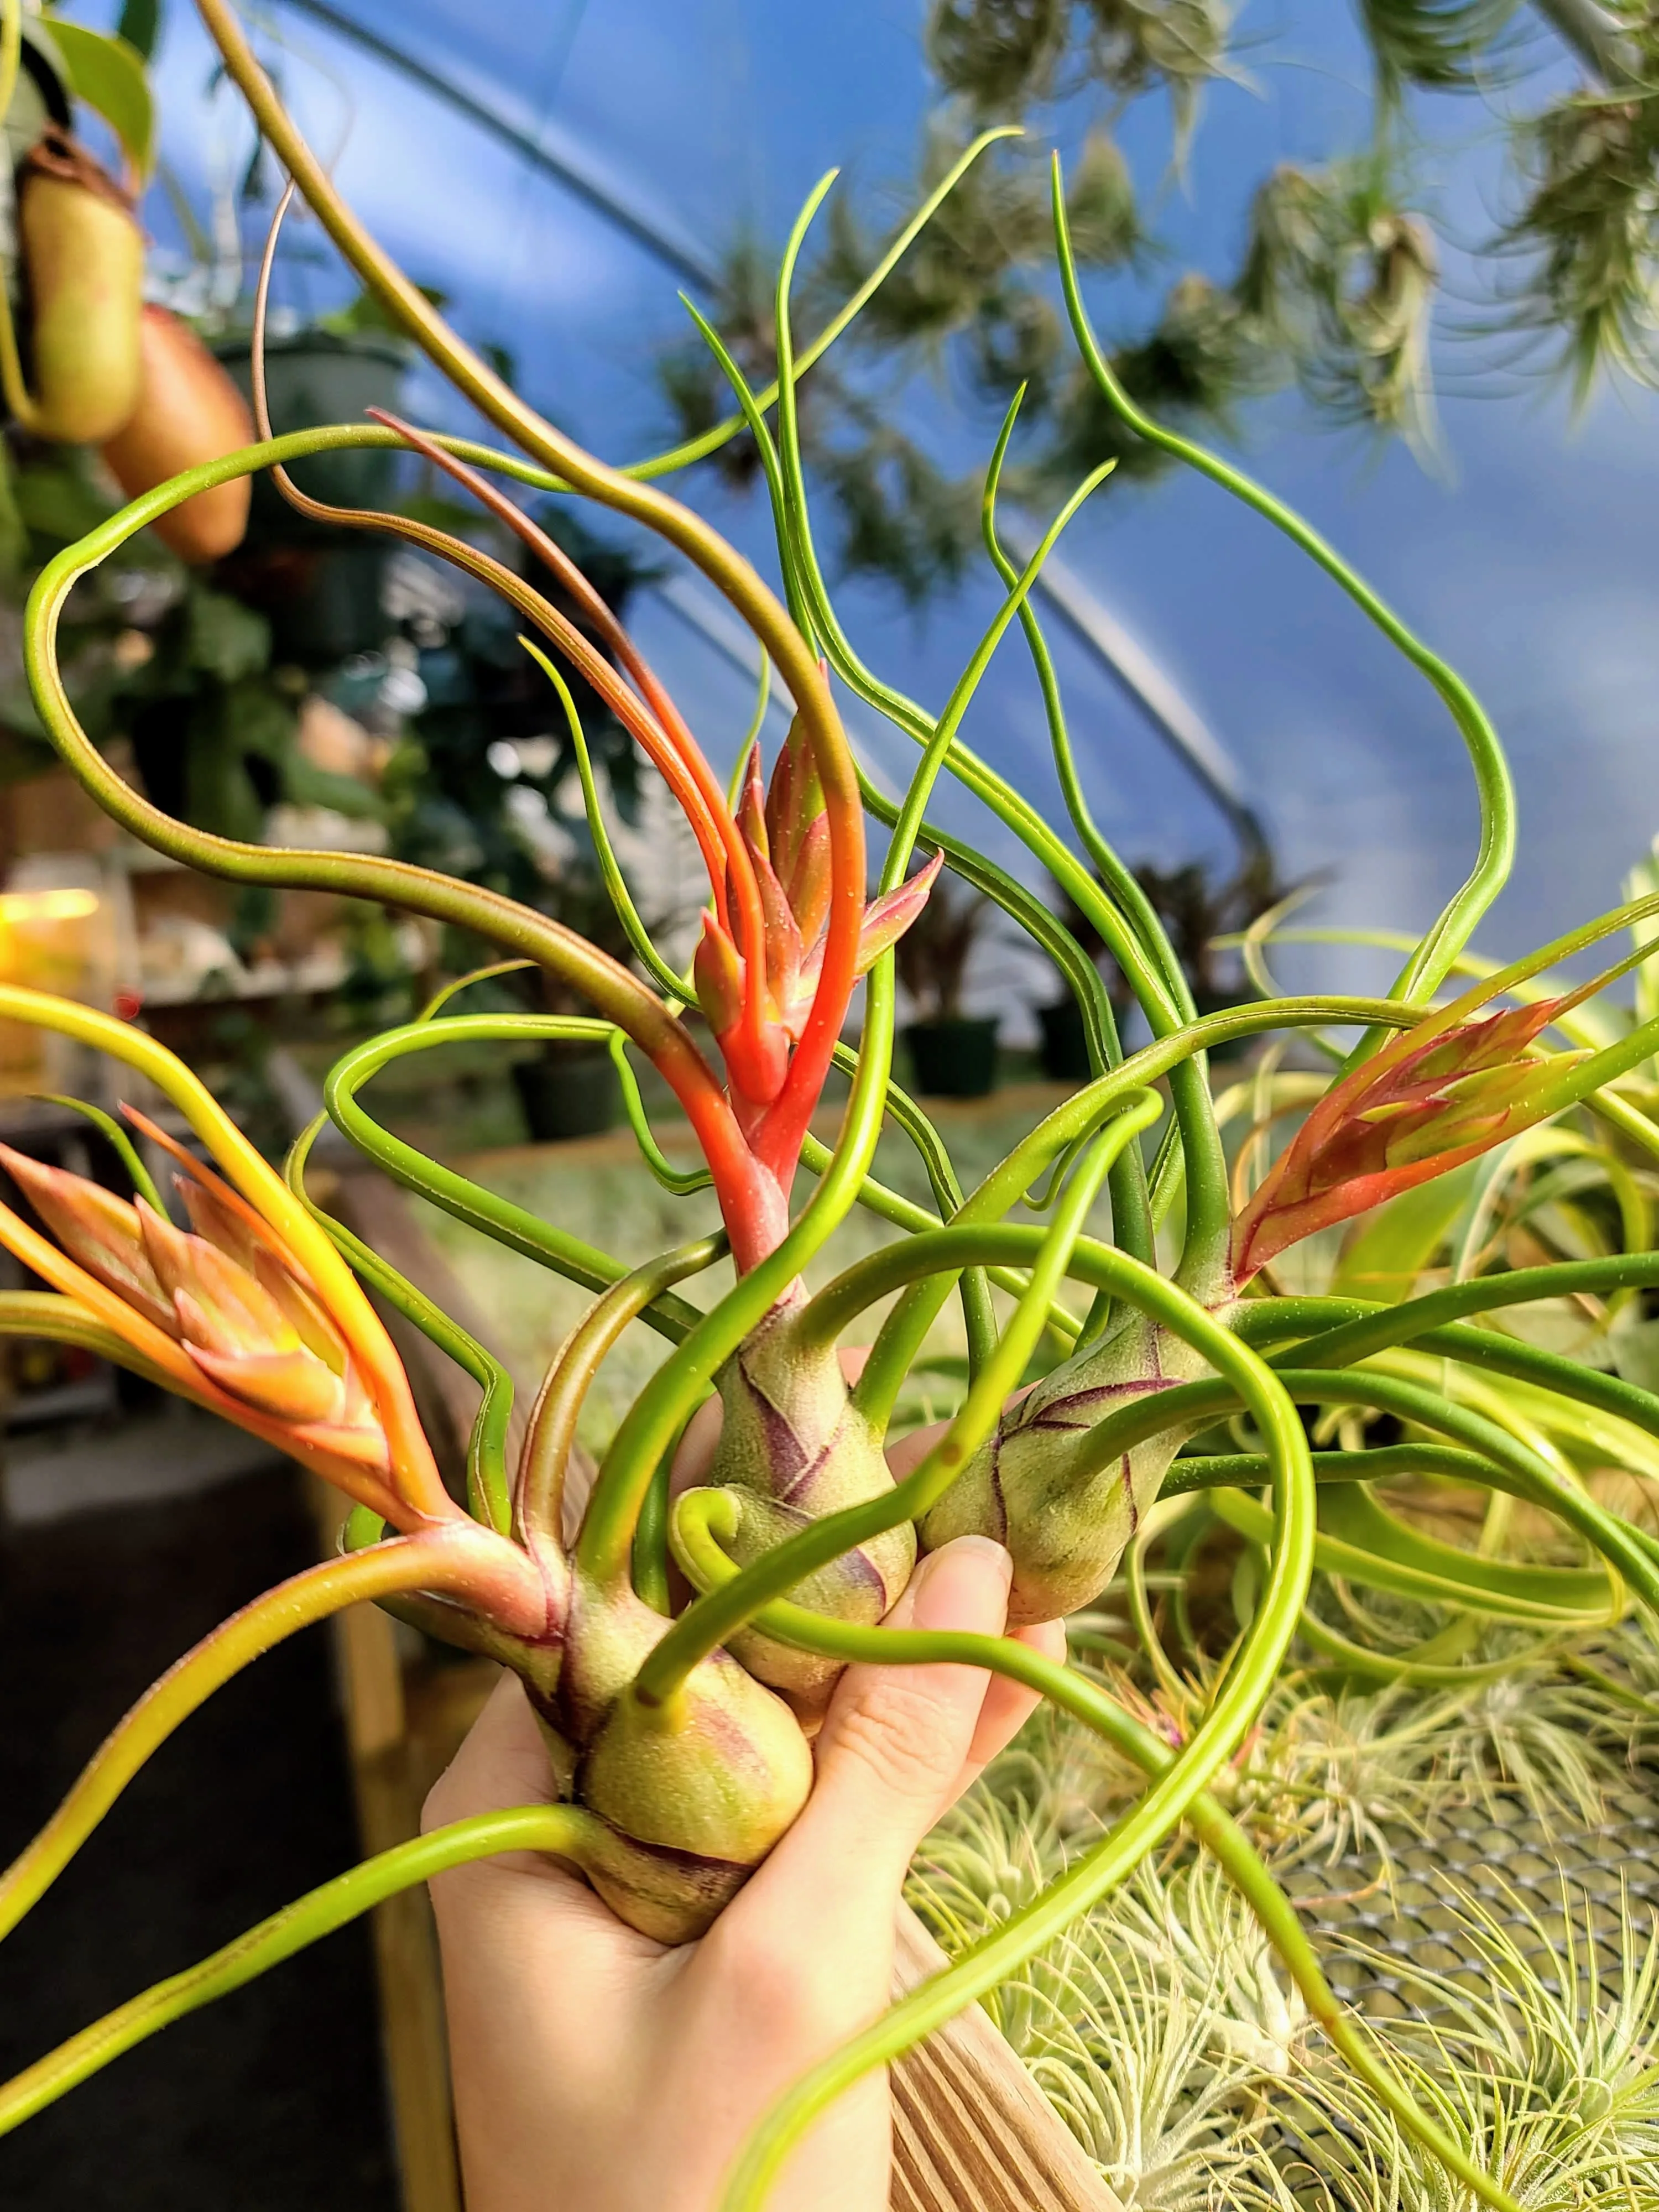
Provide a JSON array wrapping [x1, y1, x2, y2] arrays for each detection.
[[2, 3, 1659, 2207]]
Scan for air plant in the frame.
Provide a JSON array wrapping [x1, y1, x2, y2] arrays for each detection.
[[1284, 1879, 1659, 2209], [912, 1766, 1310, 2208], [4, 5, 1659, 2209]]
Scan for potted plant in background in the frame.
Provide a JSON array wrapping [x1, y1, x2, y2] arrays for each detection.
[[1135, 849, 1286, 1020], [0, 2, 402, 938], [213, 286, 413, 666], [1035, 877, 1120, 1083], [895, 869, 998, 1097], [1036, 848, 1288, 1079]]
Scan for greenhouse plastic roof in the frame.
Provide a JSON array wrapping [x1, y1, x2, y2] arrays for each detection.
[[72, 0, 1659, 1015]]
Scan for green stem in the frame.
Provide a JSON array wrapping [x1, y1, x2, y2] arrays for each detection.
[[859, 787, 1156, 1283], [36, 1095, 163, 1210], [1208, 1485, 1608, 1625], [1124, 1506, 1193, 1706], [978, 400, 1230, 1274], [1162, 1443, 1512, 1495], [1235, 1261, 1659, 1365], [855, 993, 1420, 1431], [0, 1535, 532, 1944], [612, 1034, 714, 1196], [0, 1288, 178, 1392], [716, 1319, 1314, 2211], [1234, 1292, 1659, 1461], [770, 171, 838, 655], [668, 1494, 1517, 2212], [1051, 153, 1516, 1025], [635, 1152, 1300, 1709], [821, 1097, 1159, 1405], [793, 1129, 1083, 1337], [631, 1416, 693, 1614], [22, 431, 755, 1214], [875, 477, 1124, 900], [528, 1234, 726, 1577], [642, 128, 1021, 479], [533, 650, 692, 1006], [321, 1014, 704, 1341], [285, 1114, 514, 1534], [1345, 1321, 1659, 1449], [194, 0, 870, 1080], [1072, 1366, 1659, 1613], [828, 1040, 998, 1375], [981, 453, 1192, 1018], [0, 1805, 602, 2134], [768, 347, 1178, 1030], [226, 126, 1018, 504], [1295, 1605, 1550, 1686]]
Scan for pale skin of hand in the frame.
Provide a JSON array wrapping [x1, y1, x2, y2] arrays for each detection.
[[425, 1365, 1063, 2212]]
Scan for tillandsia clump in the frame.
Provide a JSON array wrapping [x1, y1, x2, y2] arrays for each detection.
[[5, 5, 1659, 2208]]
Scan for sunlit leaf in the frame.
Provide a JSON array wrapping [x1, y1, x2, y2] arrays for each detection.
[[47, 20, 154, 178]]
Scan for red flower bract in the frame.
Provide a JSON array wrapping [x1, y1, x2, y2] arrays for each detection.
[[687, 722, 940, 1227], [1231, 995, 1588, 1281]]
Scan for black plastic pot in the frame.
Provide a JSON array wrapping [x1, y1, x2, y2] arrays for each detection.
[[904, 1018, 1000, 1099], [512, 1045, 621, 1142], [239, 544, 394, 666], [1036, 997, 1093, 1083]]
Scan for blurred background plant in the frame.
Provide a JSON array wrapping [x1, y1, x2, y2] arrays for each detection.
[[0, 5, 665, 1135], [894, 869, 1008, 1095], [660, 0, 1659, 599]]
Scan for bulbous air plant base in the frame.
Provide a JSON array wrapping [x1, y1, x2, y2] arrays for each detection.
[[531, 1573, 813, 1945], [381, 1551, 813, 1944], [683, 1301, 916, 1710], [919, 1308, 1221, 1625]]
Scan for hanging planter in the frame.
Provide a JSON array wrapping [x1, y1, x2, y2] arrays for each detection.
[[215, 327, 408, 535], [212, 327, 408, 663]]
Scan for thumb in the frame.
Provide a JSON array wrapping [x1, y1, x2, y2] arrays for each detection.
[[751, 1535, 1015, 1935]]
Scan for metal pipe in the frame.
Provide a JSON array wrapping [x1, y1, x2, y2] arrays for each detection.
[[274, 0, 723, 287]]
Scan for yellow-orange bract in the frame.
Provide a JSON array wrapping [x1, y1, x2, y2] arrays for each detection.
[[0, 1114, 411, 1522]]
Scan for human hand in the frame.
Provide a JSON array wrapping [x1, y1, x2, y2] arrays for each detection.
[[424, 1536, 1065, 2212]]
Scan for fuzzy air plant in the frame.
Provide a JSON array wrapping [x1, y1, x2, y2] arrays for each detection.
[[7, 6, 1659, 2208]]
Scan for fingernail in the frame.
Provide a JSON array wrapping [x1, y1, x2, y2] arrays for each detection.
[[911, 1534, 1013, 1631], [942, 1533, 1014, 1580]]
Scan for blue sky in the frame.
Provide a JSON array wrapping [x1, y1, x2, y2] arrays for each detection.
[[65, 0, 1659, 998]]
